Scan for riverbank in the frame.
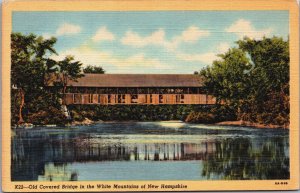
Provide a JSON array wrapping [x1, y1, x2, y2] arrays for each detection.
[[216, 120, 289, 129], [13, 118, 288, 129], [69, 118, 288, 129]]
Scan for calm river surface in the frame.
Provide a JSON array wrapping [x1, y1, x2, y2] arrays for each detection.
[[11, 121, 289, 181]]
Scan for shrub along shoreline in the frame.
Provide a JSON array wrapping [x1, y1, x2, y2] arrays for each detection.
[[67, 104, 236, 123], [68, 104, 288, 129]]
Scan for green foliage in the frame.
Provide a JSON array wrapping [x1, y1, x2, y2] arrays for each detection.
[[68, 104, 236, 124], [237, 37, 289, 126], [199, 36, 289, 126], [200, 48, 251, 105], [237, 37, 289, 95], [57, 56, 84, 81], [185, 104, 237, 123], [27, 106, 69, 126], [26, 91, 61, 113], [53, 56, 85, 107], [11, 33, 58, 124], [211, 104, 238, 122], [53, 56, 84, 95], [83, 65, 105, 74], [11, 33, 85, 126], [11, 33, 58, 92], [11, 90, 20, 125], [68, 105, 220, 122]]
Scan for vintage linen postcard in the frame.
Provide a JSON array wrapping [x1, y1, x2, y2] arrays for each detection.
[[2, 0, 299, 192]]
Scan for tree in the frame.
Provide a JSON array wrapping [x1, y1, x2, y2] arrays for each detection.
[[200, 48, 251, 106], [199, 36, 289, 125], [11, 33, 57, 124], [237, 37, 289, 124], [56, 55, 84, 104], [83, 65, 105, 74], [237, 36, 289, 96]]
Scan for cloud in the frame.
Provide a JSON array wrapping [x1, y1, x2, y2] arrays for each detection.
[[176, 26, 210, 43], [51, 46, 171, 73], [121, 26, 210, 50], [42, 33, 53, 39], [42, 22, 81, 38], [216, 42, 231, 53], [123, 54, 166, 68], [225, 19, 273, 39], [121, 29, 166, 47], [175, 52, 218, 64], [175, 42, 231, 64], [120, 26, 219, 65], [51, 47, 106, 68], [92, 26, 115, 42], [56, 23, 81, 36]]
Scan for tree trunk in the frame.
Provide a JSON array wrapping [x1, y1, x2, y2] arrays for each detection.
[[62, 75, 67, 105], [62, 84, 67, 105], [18, 88, 25, 124]]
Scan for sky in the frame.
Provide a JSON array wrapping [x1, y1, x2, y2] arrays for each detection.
[[13, 11, 289, 74]]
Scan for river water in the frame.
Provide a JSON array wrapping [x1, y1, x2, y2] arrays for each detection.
[[11, 121, 289, 181]]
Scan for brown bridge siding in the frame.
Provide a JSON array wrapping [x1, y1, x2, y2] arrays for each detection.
[[65, 93, 216, 105]]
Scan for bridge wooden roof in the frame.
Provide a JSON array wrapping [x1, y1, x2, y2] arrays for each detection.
[[48, 74, 203, 88]]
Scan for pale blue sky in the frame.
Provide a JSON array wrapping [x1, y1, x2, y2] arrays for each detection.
[[13, 11, 289, 74]]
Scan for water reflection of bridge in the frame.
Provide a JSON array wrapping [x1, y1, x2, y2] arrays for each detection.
[[68, 142, 216, 162], [39, 134, 217, 162]]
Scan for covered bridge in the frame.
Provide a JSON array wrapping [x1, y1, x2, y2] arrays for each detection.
[[55, 74, 216, 105]]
